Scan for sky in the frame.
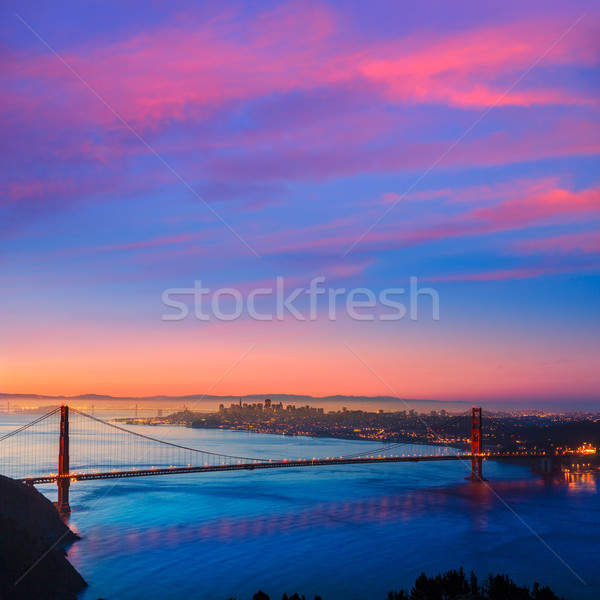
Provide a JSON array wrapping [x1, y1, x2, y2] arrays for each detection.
[[1, 1, 599, 406]]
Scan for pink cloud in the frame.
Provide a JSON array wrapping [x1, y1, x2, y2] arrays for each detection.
[[7, 3, 344, 130], [245, 182, 600, 263], [430, 262, 600, 282], [5, 6, 598, 133], [358, 19, 599, 108], [328, 258, 375, 278], [97, 232, 209, 253], [2, 4, 598, 247], [1, 4, 597, 219], [204, 115, 600, 183], [374, 184, 600, 251], [381, 176, 567, 206], [469, 187, 600, 227], [120, 181, 598, 267], [515, 231, 600, 254]]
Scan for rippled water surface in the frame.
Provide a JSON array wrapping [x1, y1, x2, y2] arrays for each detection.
[[1, 414, 599, 600]]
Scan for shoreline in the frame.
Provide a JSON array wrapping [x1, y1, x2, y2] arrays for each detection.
[[116, 417, 469, 453]]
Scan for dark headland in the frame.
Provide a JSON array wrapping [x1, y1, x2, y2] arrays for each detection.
[[0, 475, 86, 600]]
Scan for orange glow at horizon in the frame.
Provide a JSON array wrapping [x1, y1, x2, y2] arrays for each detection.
[[2, 316, 598, 402]]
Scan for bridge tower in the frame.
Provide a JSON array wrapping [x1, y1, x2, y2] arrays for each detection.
[[467, 407, 486, 481], [57, 405, 71, 514]]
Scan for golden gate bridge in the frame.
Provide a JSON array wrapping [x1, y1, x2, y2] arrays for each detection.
[[0, 406, 562, 514]]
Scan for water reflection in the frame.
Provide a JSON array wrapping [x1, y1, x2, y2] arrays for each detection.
[[72, 490, 457, 557], [70, 474, 598, 560], [565, 472, 598, 492]]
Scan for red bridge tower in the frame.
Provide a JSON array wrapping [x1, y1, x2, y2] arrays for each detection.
[[467, 407, 486, 481], [57, 405, 71, 513]]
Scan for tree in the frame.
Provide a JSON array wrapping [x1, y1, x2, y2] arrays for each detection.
[[439, 567, 470, 597], [470, 570, 478, 597], [532, 582, 562, 600], [483, 573, 531, 600], [386, 590, 410, 600], [410, 572, 442, 600]]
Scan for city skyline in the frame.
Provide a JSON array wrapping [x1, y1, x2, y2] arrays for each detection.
[[1, 1, 599, 405]]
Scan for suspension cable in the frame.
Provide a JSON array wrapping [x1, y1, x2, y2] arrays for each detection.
[[0, 406, 61, 442], [70, 407, 266, 462], [341, 409, 472, 459]]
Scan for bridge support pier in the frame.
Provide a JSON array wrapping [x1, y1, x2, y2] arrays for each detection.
[[466, 407, 487, 482], [57, 478, 70, 514], [56, 406, 71, 514], [540, 456, 555, 475]]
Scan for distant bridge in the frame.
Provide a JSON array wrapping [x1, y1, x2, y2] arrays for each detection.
[[0, 406, 569, 514]]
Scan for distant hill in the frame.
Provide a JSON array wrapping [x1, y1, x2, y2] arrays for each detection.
[[0, 392, 471, 412], [0, 391, 464, 403]]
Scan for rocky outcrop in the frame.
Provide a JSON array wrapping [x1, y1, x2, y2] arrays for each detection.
[[0, 475, 86, 600]]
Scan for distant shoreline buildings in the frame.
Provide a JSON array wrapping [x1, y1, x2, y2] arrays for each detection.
[[219, 398, 325, 415]]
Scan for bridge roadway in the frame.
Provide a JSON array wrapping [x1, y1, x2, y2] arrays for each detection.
[[18, 451, 549, 485]]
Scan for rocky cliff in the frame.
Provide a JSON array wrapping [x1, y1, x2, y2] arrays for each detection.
[[0, 475, 86, 600]]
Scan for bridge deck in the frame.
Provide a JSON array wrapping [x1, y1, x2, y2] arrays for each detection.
[[18, 452, 548, 485]]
